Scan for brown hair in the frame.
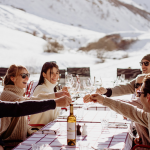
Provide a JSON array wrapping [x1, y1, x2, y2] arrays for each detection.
[[37, 62, 59, 86], [4, 64, 28, 85], [143, 73, 150, 97], [141, 54, 150, 62]]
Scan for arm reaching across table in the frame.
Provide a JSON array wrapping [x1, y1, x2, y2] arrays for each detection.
[[83, 93, 149, 129], [0, 95, 72, 118], [96, 79, 135, 97]]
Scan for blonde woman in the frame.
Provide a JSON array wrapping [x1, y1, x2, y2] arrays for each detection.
[[0, 64, 71, 141]]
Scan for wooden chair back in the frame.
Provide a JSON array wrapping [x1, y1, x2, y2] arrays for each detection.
[[59, 69, 66, 86], [67, 67, 90, 83], [117, 68, 142, 80]]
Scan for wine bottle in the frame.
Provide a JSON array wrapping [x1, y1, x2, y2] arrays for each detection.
[[67, 104, 76, 146]]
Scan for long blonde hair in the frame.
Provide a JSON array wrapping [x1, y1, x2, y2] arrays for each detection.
[[4, 64, 28, 85]]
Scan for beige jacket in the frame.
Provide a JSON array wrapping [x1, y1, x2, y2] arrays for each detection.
[[103, 97, 150, 146], [128, 97, 150, 146], [29, 78, 60, 125], [0, 85, 55, 141], [111, 78, 135, 97]]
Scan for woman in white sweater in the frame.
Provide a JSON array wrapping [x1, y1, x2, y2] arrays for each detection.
[[29, 62, 61, 125]]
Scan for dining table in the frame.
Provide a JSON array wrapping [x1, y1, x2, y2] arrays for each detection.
[[13, 79, 133, 150], [13, 109, 133, 150]]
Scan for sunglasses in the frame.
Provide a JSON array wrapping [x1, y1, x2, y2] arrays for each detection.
[[137, 91, 144, 97], [134, 83, 142, 89], [20, 73, 30, 79], [139, 61, 150, 66]]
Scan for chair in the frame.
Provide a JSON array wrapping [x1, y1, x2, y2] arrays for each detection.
[[59, 69, 66, 86], [132, 144, 150, 150], [67, 67, 90, 83], [25, 81, 45, 129], [0, 68, 8, 85], [26, 81, 38, 97], [117, 68, 142, 80], [0, 68, 8, 77]]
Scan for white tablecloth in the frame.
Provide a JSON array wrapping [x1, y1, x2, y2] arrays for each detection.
[[13, 109, 132, 150], [13, 121, 132, 150]]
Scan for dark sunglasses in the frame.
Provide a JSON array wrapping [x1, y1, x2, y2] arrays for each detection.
[[20, 73, 30, 79], [134, 83, 142, 89], [139, 61, 150, 66], [137, 91, 144, 97]]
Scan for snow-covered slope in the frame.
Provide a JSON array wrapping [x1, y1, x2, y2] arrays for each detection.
[[1, 23, 149, 81], [0, 25, 101, 70], [0, 0, 150, 33], [0, 4, 104, 50], [0, 0, 150, 79], [119, 0, 150, 13]]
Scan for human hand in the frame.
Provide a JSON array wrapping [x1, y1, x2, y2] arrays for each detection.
[[0, 145, 4, 150], [90, 93, 104, 104], [55, 91, 71, 98], [96, 87, 107, 95], [55, 96, 72, 107], [83, 94, 92, 103], [62, 86, 69, 92]]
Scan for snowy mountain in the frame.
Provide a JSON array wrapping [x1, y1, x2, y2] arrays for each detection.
[[0, 4, 105, 50], [119, 0, 150, 13], [0, 0, 150, 79], [0, 0, 150, 33]]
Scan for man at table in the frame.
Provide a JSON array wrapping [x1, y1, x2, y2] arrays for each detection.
[[84, 73, 150, 146], [97, 54, 150, 97], [97, 54, 150, 145]]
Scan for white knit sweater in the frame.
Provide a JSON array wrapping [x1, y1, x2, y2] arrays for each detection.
[[29, 78, 61, 125]]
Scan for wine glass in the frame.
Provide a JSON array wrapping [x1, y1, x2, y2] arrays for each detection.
[[99, 77, 103, 87], [82, 79, 95, 108], [121, 74, 125, 82], [65, 73, 73, 87], [94, 77, 103, 93]]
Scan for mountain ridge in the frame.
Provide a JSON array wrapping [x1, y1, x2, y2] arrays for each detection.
[[0, 0, 150, 33]]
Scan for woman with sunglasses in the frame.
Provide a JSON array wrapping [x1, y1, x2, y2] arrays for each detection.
[[0, 64, 71, 141], [0, 97, 72, 150], [29, 62, 68, 126]]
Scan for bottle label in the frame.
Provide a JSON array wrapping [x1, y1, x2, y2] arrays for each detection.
[[67, 122, 75, 139]]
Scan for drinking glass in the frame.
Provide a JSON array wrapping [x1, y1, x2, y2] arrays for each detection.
[[114, 76, 121, 86], [32, 143, 44, 150], [121, 74, 125, 82], [42, 144, 52, 150], [83, 79, 92, 94], [68, 87, 76, 99], [65, 73, 73, 87], [110, 110, 117, 118], [76, 108, 84, 119], [78, 141, 90, 150], [101, 119, 109, 134], [32, 144, 53, 150], [94, 77, 103, 91], [99, 77, 103, 87]]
